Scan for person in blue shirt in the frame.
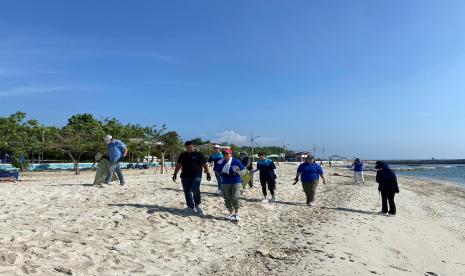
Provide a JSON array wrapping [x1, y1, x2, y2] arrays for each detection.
[[294, 155, 326, 206], [208, 145, 224, 194], [103, 135, 128, 187], [252, 152, 278, 202], [352, 158, 364, 184], [214, 148, 245, 222]]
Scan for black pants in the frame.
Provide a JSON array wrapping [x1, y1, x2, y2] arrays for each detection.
[[381, 191, 396, 215], [260, 178, 276, 197]]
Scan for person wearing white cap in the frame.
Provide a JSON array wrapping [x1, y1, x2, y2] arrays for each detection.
[[103, 135, 128, 187], [208, 145, 224, 194]]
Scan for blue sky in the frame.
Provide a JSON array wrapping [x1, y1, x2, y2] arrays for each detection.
[[1, 0, 465, 159]]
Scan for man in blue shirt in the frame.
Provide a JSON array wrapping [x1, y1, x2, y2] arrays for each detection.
[[208, 145, 224, 194], [352, 158, 365, 184], [103, 135, 128, 187], [295, 155, 326, 206]]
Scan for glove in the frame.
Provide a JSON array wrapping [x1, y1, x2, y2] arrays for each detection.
[[172, 174, 177, 182], [206, 173, 211, 181]]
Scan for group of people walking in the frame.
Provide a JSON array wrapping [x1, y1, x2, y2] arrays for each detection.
[[171, 141, 327, 222], [98, 135, 399, 221]]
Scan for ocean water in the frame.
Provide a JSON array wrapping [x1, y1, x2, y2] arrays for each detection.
[[388, 164, 465, 188]]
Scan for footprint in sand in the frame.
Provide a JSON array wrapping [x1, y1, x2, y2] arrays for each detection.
[[0, 251, 18, 265]]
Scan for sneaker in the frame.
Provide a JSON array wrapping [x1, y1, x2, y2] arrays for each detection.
[[195, 205, 204, 216], [233, 214, 241, 221], [261, 197, 268, 203], [225, 213, 234, 220], [308, 201, 315, 207], [378, 211, 388, 215], [216, 190, 222, 195], [270, 196, 276, 203], [388, 213, 396, 216]]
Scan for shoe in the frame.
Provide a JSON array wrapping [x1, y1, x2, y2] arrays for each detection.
[[378, 211, 388, 215], [270, 196, 276, 203], [195, 205, 204, 216], [261, 197, 268, 203], [225, 213, 234, 220], [120, 183, 125, 186], [388, 213, 396, 216], [308, 202, 314, 207], [233, 214, 241, 221], [216, 190, 222, 195]]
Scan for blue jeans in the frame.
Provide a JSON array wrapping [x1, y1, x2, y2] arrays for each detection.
[[181, 177, 202, 208], [214, 171, 223, 191], [105, 161, 125, 185]]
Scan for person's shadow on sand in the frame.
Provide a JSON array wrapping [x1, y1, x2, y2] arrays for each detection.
[[108, 203, 227, 221], [160, 187, 264, 203], [321, 206, 379, 216], [45, 183, 95, 187]]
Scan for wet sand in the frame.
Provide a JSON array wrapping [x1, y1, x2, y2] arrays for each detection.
[[0, 164, 464, 275]]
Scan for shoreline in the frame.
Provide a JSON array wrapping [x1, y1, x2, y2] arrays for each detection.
[[0, 166, 464, 275]]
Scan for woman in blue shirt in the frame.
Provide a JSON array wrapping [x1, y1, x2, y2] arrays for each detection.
[[252, 152, 278, 202], [294, 155, 326, 206], [214, 148, 245, 222], [352, 158, 364, 184]]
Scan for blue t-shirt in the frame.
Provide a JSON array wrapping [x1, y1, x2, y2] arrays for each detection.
[[214, 158, 244, 185], [208, 152, 223, 171], [108, 140, 127, 161], [353, 162, 363, 172], [297, 162, 323, 182], [257, 159, 276, 180]]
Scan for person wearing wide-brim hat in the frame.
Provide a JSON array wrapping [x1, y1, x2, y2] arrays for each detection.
[[294, 155, 326, 206]]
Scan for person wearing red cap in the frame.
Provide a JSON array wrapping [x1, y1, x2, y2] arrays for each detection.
[[214, 148, 245, 222]]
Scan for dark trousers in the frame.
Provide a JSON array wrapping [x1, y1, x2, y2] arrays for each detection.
[[381, 191, 396, 215], [260, 178, 276, 197], [302, 180, 319, 204], [181, 177, 202, 208]]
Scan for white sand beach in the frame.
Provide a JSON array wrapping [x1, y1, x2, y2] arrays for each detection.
[[0, 164, 464, 275]]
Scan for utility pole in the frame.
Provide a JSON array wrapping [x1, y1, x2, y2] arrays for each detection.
[[313, 144, 317, 157], [282, 140, 290, 162], [250, 133, 260, 162], [322, 146, 325, 161]]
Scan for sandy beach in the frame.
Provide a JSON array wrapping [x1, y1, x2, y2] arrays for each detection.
[[0, 164, 464, 275]]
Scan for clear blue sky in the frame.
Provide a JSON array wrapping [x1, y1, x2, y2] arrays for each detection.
[[1, 0, 464, 159]]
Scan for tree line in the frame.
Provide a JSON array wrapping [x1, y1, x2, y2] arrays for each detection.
[[0, 112, 285, 173]]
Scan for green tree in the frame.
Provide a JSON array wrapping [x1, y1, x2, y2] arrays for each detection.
[[50, 114, 104, 174]]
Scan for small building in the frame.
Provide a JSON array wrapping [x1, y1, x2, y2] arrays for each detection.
[[285, 151, 311, 162]]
